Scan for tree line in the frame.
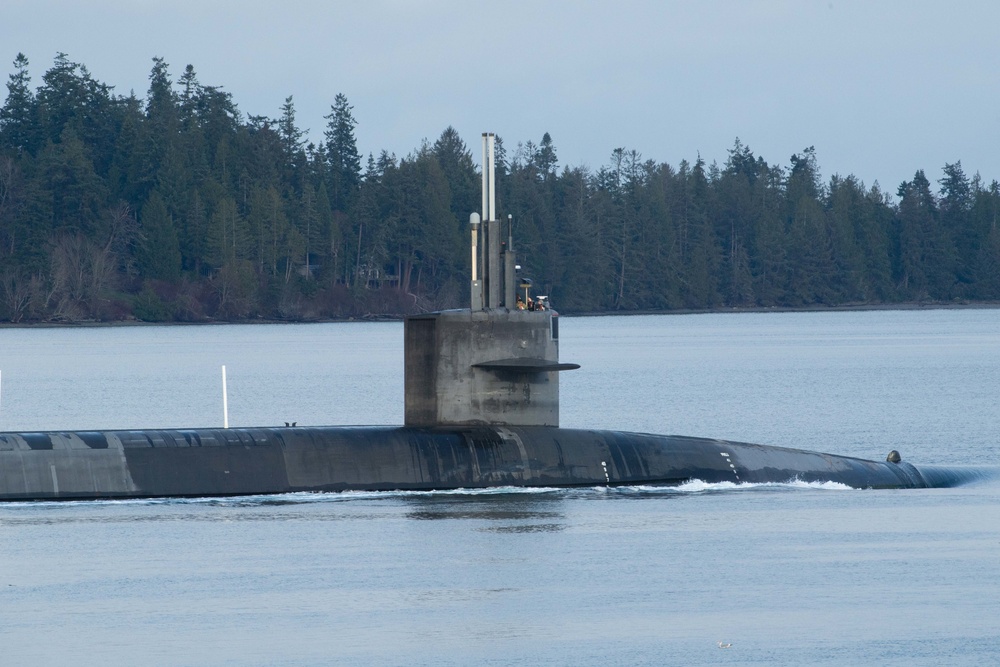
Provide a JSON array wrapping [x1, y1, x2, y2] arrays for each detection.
[[1, 53, 998, 324]]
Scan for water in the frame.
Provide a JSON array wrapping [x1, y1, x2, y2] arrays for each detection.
[[1, 309, 999, 665]]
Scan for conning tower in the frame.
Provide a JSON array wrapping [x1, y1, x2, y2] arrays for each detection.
[[404, 133, 578, 427]]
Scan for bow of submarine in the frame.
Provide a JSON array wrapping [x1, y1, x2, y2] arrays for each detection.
[[522, 427, 997, 490]]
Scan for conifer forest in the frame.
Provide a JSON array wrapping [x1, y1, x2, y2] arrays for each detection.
[[2, 53, 999, 324]]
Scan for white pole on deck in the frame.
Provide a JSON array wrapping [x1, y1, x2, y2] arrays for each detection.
[[221, 365, 229, 429], [488, 134, 496, 223]]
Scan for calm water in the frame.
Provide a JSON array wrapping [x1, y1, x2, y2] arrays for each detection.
[[1, 310, 999, 665]]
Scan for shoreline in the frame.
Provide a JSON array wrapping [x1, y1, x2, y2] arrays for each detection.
[[2, 300, 999, 330], [564, 300, 1000, 318]]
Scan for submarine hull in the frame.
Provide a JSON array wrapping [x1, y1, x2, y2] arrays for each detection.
[[0, 425, 987, 501]]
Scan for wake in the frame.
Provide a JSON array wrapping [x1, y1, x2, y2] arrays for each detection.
[[1, 478, 856, 509]]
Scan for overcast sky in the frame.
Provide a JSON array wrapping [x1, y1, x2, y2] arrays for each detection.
[[3, 1, 998, 194]]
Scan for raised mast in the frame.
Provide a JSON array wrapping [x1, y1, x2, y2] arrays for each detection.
[[404, 131, 578, 427], [478, 132, 502, 309]]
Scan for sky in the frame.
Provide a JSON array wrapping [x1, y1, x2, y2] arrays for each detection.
[[2, 0, 998, 194]]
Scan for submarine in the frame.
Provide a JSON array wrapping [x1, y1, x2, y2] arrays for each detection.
[[0, 133, 990, 501]]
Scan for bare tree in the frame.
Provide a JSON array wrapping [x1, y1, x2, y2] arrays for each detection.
[[0, 270, 31, 322], [0, 156, 17, 256], [105, 201, 142, 279], [48, 233, 118, 320]]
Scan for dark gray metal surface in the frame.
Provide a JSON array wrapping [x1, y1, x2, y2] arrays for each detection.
[[0, 425, 990, 501], [404, 310, 566, 427]]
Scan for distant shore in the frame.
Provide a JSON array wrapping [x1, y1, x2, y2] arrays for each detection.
[[3, 300, 999, 330], [564, 300, 1000, 318]]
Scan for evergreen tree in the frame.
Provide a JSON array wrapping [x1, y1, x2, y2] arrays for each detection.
[[686, 156, 721, 307], [323, 93, 361, 211], [718, 139, 759, 305], [938, 161, 975, 291], [139, 190, 181, 281], [198, 85, 241, 174], [0, 154, 50, 275], [34, 53, 88, 149], [896, 170, 954, 298], [177, 64, 200, 129], [549, 165, 611, 311], [353, 156, 394, 290], [536, 132, 558, 176], [39, 125, 107, 238], [432, 127, 479, 240], [391, 148, 459, 298], [0, 53, 35, 153], [248, 185, 277, 276], [107, 94, 142, 202], [124, 58, 181, 208], [206, 196, 249, 267], [860, 183, 896, 301], [825, 175, 872, 301], [278, 95, 305, 164], [972, 180, 1000, 298], [751, 163, 787, 306], [313, 179, 340, 283], [180, 189, 208, 273], [782, 148, 836, 303]]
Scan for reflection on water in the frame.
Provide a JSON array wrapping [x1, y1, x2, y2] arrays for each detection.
[[408, 587, 520, 604], [404, 492, 569, 534], [407, 508, 563, 521], [482, 523, 566, 534]]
